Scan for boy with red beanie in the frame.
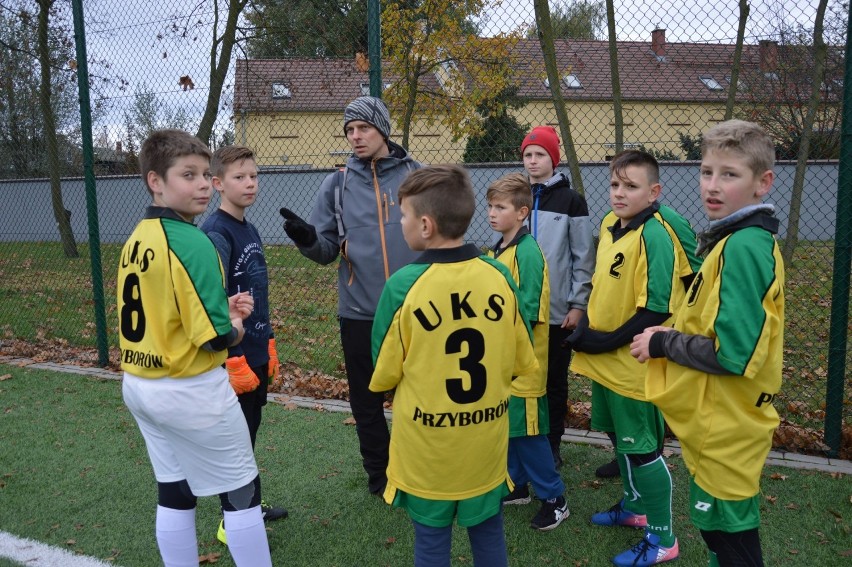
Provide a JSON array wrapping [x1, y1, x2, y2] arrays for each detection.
[[516, 126, 594, 471]]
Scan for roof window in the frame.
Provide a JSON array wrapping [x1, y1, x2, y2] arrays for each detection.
[[699, 75, 724, 91], [563, 74, 582, 89], [271, 83, 292, 99]]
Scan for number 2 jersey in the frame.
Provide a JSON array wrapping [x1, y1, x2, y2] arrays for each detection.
[[118, 206, 233, 378], [369, 244, 538, 500], [571, 207, 685, 400]]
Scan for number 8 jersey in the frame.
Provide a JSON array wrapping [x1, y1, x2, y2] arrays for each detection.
[[117, 207, 233, 378]]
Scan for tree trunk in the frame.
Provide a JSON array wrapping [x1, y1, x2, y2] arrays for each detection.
[[725, 0, 750, 120], [783, 0, 829, 263], [533, 0, 584, 195], [38, 0, 77, 258], [196, 0, 246, 144], [400, 54, 423, 151], [605, 0, 622, 154]]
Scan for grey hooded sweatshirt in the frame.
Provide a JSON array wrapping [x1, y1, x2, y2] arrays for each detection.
[[298, 141, 422, 320]]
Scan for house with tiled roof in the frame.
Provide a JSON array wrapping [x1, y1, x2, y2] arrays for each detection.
[[233, 29, 833, 167], [232, 58, 454, 167]]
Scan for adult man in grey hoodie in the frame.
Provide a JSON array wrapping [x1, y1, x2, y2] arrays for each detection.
[[281, 96, 421, 495]]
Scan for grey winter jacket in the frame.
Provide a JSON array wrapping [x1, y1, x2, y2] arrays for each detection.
[[297, 141, 421, 320], [528, 171, 595, 323]]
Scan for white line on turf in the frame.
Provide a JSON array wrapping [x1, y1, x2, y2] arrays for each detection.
[[0, 531, 121, 567]]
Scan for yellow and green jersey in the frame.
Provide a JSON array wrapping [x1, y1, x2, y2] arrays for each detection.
[[118, 207, 232, 378], [657, 204, 702, 282], [646, 225, 785, 500], [603, 205, 701, 289], [572, 210, 683, 400], [370, 244, 538, 500], [488, 229, 550, 398]]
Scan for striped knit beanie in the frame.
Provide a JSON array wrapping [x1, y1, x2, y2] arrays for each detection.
[[343, 96, 391, 140]]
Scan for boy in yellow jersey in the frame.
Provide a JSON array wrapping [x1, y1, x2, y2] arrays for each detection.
[[370, 165, 538, 566], [117, 130, 272, 567], [593, 151, 702, 477], [486, 173, 568, 531], [566, 150, 688, 566], [632, 120, 785, 567]]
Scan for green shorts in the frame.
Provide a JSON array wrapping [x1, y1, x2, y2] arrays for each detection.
[[689, 476, 761, 532], [391, 483, 509, 528], [590, 381, 664, 454]]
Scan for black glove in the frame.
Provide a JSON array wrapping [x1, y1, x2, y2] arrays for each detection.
[[561, 315, 589, 353], [280, 208, 317, 247]]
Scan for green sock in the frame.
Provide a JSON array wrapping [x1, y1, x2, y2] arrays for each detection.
[[617, 453, 645, 515], [708, 550, 721, 567], [631, 455, 675, 547]]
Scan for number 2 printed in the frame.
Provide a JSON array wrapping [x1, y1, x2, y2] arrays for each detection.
[[609, 252, 625, 278]]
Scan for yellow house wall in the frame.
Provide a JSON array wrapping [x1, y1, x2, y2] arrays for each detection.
[[235, 100, 728, 167], [513, 100, 727, 161], [234, 111, 465, 168]]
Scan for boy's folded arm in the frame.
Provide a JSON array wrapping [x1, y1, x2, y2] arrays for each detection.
[[652, 331, 733, 375], [202, 327, 241, 352], [566, 308, 669, 354]]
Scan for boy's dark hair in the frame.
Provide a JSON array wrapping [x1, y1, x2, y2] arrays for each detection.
[[211, 145, 255, 178], [398, 165, 474, 239], [701, 119, 775, 175], [139, 129, 212, 195], [486, 173, 533, 213], [610, 149, 660, 185]]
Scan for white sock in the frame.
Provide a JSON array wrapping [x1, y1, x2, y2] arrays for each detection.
[[155, 505, 198, 567], [224, 506, 272, 567]]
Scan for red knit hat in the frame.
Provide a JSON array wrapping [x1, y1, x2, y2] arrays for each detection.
[[520, 126, 560, 168]]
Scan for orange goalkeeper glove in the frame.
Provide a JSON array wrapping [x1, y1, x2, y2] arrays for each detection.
[[268, 338, 280, 381], [225, 355, 259, 395]]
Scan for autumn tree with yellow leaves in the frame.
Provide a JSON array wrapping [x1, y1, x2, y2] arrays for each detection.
[[381, 0, 522, 148]]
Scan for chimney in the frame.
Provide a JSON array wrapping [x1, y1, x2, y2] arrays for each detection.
[[759, 40, 778, 72], [651, 28, 666, 58], [355, 51, 369, 73]]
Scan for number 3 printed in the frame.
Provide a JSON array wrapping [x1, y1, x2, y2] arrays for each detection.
[[445, 328, 486, 404]]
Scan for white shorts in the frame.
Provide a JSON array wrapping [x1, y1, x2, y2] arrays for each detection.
[[122, 366, 258, 497]]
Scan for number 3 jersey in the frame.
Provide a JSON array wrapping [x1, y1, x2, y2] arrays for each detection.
[[369, 244, 538, 500], [118, 207, 233, 378]]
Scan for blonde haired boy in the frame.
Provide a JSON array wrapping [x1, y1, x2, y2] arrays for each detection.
[[632, 120, 784, 567], [486, 173, 568, 531]]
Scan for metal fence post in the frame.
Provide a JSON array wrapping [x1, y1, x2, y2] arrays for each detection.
[[72, 0, 109, 367], [824, 6, 852, 457], [368, 0, 382, 97]]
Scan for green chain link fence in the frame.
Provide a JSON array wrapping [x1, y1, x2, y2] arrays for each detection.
[[0, 0, 848, 457]]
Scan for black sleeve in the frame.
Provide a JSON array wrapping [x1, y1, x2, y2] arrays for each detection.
[[202, 328, 240, 352], [564, 308, 670, 354], [650, 330, 732, 375]]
